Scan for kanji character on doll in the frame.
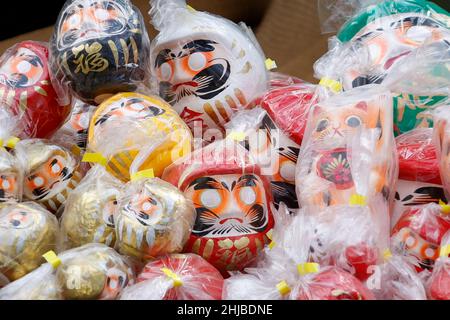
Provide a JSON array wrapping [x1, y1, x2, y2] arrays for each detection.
[[120, 253, 224, 300], [0, 41, 71, 138], [162, 139, 274, 273], [149, 0, 267, 140], [50, 0, 151, 105]]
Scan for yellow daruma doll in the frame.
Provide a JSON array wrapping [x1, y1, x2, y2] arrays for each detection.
[[87, 92, 192, 182]]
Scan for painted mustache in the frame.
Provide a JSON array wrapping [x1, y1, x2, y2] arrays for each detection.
[[159, 59, 231, 105], [193, 204, 266, 237]]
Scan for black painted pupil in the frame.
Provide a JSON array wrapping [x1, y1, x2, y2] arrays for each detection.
[[316, 120, 328, 132], [346, 116, 361, 127]]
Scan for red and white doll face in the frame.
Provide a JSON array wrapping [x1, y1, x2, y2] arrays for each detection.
[[185, 174, 269, 238], [0, 172, 19, 202], [0, 47, 44, 89]]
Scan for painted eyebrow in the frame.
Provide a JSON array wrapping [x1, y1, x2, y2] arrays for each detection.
[[126, 98, 144, 104], [189, 177, 226, 190], [154, 49, 172, 68], [233, 175, 258, 189], [182, 39, 217, 53]]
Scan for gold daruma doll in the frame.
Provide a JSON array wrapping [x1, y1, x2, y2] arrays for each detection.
[[87, 92, 192, 182], [0, 202, 58, 281], [14, 139, 83, 214], [116, 176, 195, 261], [59, 165, 122, 250]]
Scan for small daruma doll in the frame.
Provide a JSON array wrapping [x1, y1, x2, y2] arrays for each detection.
[[0, 202, 58, 282], [87, 92, 192, 182], [296, 86, 396, 208], [0, 41, 70, 138], [163, 139, 274, 273], [59, 165, 122, 250], [149, 0, 267, 139], [50, 0, 150, 105], [14, 139, 83, 214], [115, 176, 196, 261]]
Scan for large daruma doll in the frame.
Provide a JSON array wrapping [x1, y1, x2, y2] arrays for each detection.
[[50, 0, 150, 105], [163, 139, 274, 273], [0, 41, 70, 138], [149, 0, 267, 139]]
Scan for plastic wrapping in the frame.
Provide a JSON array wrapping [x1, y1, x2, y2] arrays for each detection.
[[434, 107, 450, 200], [426, 233, 450, 300], [391, 202, 450, 272], [0, 202, 58, 282], [14, 139, 83, 214], [0, 41, 71, 138], [296, 85, 397, 209], [162, 139, 274, 273], [50, 0, 151, 105], [52, 98, 97, 156], [0, 243, 134, 300], [119, 253, 223, 300], [149, 0, 268, 141], [115, 176, 195, 261], [225, 82, 315, 212], [367, 254, 427, 300], [86, 92, 192, 182], [59, 165, 122, 250]]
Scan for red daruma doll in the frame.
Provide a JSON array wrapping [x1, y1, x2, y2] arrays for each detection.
[[119, 253, 224, 300], [0, 41, 70, 138], [162, 139, 274, 273]]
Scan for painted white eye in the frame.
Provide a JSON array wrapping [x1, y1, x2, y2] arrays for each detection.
[[68, 14, 81, 28], [279, 161, 296, 182], [405, 26, 432, 43], [424, 247, 436, 259], [94, 8, 109, 21], [51, 163, 61, 173], [188, 52, 207, 71], [142, 201, 153, 212], [345, 115, 361, 128], [200, 189, 221, 208], [34, 177, 44, 187], [239, 187, 256, 205], [405, 235, 416, 247], [129, 103, 145, 111], [160, 63, 172, 82], [79, 113, 90, 127], [368, 43, 382, 61], [2, 180, 10, 189], [17, 61, 31, 73]]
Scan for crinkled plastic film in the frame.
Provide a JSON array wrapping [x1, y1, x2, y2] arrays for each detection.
[[0, 243, 134, 300], [426, 232, 450, 299], [49, 0, 151, 106], [119, 253, 223, 300]]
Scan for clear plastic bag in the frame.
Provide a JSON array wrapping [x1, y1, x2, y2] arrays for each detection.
[[367, 254, 427, 300], [162, 138, 274, 273], [0, 202, 58, 282], [119, 253, 223, 300], [426, 233, 450, 300], [434, 106, 450, 200], [0, 40, 71, 138], [391, 202, 450, 272], [86, 92, 192, 182], [115, 175, 195, 261], [13, 139, 83, 215], [49, 0, 151, 106], [296, 85, 397, 209], [59, 165, 122, 251], [149, 0, 268, 141], [0, 243, 134, 300]]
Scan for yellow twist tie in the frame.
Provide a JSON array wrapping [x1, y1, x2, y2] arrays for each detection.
[[265, 58, 277, 71], [130, 169, 155, 181], [43, 250, 61, 269], [383, 248, 392, 261], [161, 267, 183, 287], [276, 280, 291, 296], [5, 136, 19, 149], [319, 77, 342, 93], [82, 152, 107, 167], [440, 245, 450, 257], [297, 263, 319, 276], [349, 194, 367, 206], [439, 199, 450, 215], [227, 131, 246, 142], [186, 5, 196, 12], [268, 241, 276, 250], [266, 229, 273, 241]]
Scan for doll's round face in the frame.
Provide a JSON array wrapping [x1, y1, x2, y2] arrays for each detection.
[[346, 14, 450, 88], [56, 0, 131, 50], [185, 174, 269, 238], [0, 47, 44, 88], [123, 191, 165, 227], [0, 172, 19, 202], [24, 153, 75, 201], [0, 208, 35, 229]]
